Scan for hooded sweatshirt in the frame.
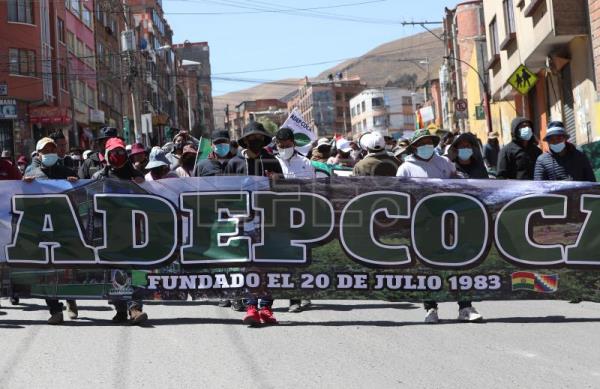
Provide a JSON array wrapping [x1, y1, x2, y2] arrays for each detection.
[[225, 148, 282, 176], [447, 133, 489, 179], [496, 117, 542, 180]]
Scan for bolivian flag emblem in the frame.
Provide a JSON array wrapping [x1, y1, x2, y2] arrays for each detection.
[[511, 272, 558, 293]]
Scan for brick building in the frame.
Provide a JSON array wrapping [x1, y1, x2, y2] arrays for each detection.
[[173, 41, 215, 137], [0, 0, 75, 157], [287, 76, 365, 137]]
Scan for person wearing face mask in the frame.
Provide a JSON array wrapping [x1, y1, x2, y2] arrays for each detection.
[[225, 122, 282, 326], [447, 133, 489, 179], [496, 117, 542, 180], [49, 130, 76, 169], [396, 129, 483, 323], [327, 139, 355, 167], [166, 129, 192, 170], [91, 137, 147, 325], [79, 126, 118, 179], [174, 144, 198, 177], [225, 121, 282, 177], [275, 127, 315, 179], [311, 138, 333, 164], [352, 132, 399, 176], [129, 143, 148, 173], [195, 131, 235, 176], [144, 147, 178, 181], [23, 137, 79, 324], [483, 132, 500, 173], [396, 129, 457, 179], [15, 155, 27, 175], [534, 121, 595, 182]]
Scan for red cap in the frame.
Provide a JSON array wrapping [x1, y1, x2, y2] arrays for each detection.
[[105, 137, 126, 152], [130, 143, 145, 156]]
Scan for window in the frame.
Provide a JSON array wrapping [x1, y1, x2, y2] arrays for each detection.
[[76, 39, 84, 57], [356, 104, 361, 115], [59, 65, 68, 90], [9, 48, 36, 76], [95, 2, 102, 21], [489, 17, 500, 56], [70, 0, 80, 17], [87, 85, 95, 107], [402, 96, 412, 105], [8, 0, 33, 24], [374, 115, 387, 127], [77, 80, 85, 101], [82, 6, 92, 27], [99, 83, 106, 103], [372, 97, 384, 107], [66, 31, 74, 53], [57, 18, 65, 43], [361, 101, 366, 113], [351, 107, 356, 117], [503, 0, 516, 35], [362, 119, 367, 129], [96, 42, 104, 64]]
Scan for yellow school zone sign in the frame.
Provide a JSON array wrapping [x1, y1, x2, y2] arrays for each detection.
[[508, 65, 538, 95]]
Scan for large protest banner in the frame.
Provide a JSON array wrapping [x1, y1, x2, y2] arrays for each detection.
[[2, 176, 600, 303]]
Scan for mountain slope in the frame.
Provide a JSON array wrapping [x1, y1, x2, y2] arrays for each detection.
[[213, 29, 444, 129]]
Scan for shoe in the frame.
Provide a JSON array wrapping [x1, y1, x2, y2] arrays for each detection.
[[300, 299, 312, 310], [425, 308, 439, 324], [458, 307, 483, 322], [66, 301, 79, 320], [129, 307, 148, 325], [112, 311, 128, 323], [243, 305, 260, 326], [231, 299, 246, 312], [48, 312, 64, 325], [218, 299, 232, 308], [288, 302, 302, 313], [259, 306, 278, 325]]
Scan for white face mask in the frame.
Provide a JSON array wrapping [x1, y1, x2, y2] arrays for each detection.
[[279, 147, 295, 160], [519, 127, 533, 141], [41, 153, 59, 167]]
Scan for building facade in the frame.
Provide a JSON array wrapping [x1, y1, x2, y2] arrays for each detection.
[[483, 0, 595, 146], [226, 99, 287, 139], [287, 77, 366, 137], [173, 41, 214, 137], [349, 88, 424, 138]]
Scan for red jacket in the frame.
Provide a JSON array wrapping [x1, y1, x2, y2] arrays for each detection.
[[0, 158, 22, 180]]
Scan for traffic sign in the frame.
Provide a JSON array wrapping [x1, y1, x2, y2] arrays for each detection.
[[455, 99, 468, 112], [508, 64, 538, 95]]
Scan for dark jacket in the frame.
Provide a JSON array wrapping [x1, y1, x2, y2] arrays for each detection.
[[78, 152, 104, 179], [224, 149, 282, 176], [195, 152, 232, 177], [534, 144, 596, 182], [447, 133, 489, 179], [0, 158, 22, 180], [27, 158, 76, 180], [483, 142, 500, 169], [496, 117, 542, 180], [92, 161, 144, 180], [352, 152, 399, 177]]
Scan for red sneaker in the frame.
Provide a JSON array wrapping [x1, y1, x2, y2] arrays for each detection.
[[259, 306, 278, 325], [242, 305, 260, 326]]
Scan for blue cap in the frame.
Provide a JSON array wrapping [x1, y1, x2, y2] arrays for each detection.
[[544, 121, 568, 140]]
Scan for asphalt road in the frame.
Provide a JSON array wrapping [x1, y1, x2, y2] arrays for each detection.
[[1, 299, 600, 388]]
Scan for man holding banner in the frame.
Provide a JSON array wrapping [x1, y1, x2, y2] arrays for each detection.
[[397, 128, 482, 323]]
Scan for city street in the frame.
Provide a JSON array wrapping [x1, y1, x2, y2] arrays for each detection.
[[1, 299, 600, 388]]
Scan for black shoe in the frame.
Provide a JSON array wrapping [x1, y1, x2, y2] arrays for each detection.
[[112, 311, 128, 323], [218, 299, 232, 308], [231, 299, 246, 312]]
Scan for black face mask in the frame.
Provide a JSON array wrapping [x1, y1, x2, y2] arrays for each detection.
[[182, 157, 195, 169], [247, 139, 264, 152]]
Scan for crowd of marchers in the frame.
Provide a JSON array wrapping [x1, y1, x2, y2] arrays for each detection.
[[0, 116, 595, 326]]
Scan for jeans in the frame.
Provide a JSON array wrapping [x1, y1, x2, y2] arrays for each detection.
[[424, 300, 472, 310], [244, 295, 273, 308]]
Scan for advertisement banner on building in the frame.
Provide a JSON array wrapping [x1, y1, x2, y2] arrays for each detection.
[[0, 99, 17, 119], [3, 177, 600, 303]]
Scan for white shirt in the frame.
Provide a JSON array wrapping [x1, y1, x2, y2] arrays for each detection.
[[276, 152, 315, 179], [396, 154, 456, 179]]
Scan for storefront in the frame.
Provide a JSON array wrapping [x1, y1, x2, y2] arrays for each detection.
[[29, 106, 72, 148]]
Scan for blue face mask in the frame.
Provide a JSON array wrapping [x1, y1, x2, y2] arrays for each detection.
[[416, 145, 435, 160], [519, 127, 533, 141], [550, 142, 566, 154], [458, 148, 473, 161], [41, 153, 59, 167], [214, 144, 230, 157]]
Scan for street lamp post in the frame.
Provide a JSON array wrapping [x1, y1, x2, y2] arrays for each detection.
[[444, 55, 493, 135]]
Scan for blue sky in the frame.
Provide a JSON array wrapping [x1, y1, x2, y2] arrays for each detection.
[[163, 0, 457, 95]]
